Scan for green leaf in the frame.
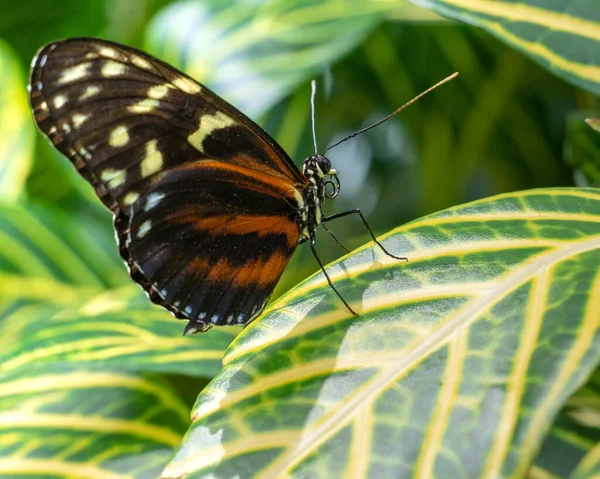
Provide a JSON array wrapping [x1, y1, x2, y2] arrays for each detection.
[[565, 370, 600, 479], [407, 0, 600, 96], [145, 0, 396, 117], [0, 201, 125, 288], [163, 187, 600, 478], [0, 201, 234, 377], [1, 285, 236, 378], [533, 370, 600, 478], [586, 118, 600, 134], [0, 366, 187, 479], [0, 0, 107, 64], [0, 40, 34, 202], [571, 444, 600, 479], [565, 114, 600, 187]]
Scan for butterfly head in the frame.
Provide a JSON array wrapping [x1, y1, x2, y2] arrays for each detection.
[[302, 154, 340, 199]]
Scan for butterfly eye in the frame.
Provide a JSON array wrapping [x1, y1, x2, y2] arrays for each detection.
[[316, 155, 331, 174]]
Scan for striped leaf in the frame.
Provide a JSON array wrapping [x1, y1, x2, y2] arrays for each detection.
[[0, 40, 34, 202], [0, 201, 125, 288], [1, 285, 237, 378], [163, 187, 600, 478], [571, 443, 600, 479], [0, 367, 188, 478], [407, 0, 600, 96], [587, 118, 600, 134], [0, 201, 235, 377], [566, 114, 600, 187], [145, 0, 397, 117], [534, 370, 600, 478]]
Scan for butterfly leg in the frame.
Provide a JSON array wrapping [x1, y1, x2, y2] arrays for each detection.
[[310, 238, 358, 317], [321, 222, 351, 253], [322, 209, 407, 261]]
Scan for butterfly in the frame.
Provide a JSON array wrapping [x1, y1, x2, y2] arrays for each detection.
[[28, 38, 415, 334]]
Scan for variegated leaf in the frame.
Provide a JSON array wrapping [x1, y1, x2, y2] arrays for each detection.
[[163, 187, 600, 478]]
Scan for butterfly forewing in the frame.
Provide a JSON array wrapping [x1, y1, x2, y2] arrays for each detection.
[[29, 38, 308, 332]]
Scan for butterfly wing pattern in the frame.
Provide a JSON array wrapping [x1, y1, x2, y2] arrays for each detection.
[[29, 38, 309, 333]]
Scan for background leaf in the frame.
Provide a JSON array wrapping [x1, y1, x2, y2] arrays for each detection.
[[0, 367, 188, 479], [407, 0, 600, 95], [164, 188, 600, 478], [587, 118, 600, 134], [0, 40, 34, 202], [565, 113, 600, 187], [0, 202, 235, 378], [145, 0, 398, 117], [534, 370, 600, 478]]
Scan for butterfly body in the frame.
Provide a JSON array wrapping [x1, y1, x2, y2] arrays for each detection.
[[28, 38, 344, 334]]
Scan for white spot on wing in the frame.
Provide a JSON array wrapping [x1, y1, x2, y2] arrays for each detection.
[[72, 113, 90, 128], [128, 98, 160, 113], [184, 306, 192, 314], [144, 192, 165, 212], [172, 76, 201, 94], [109, 125, 130, 147], [99, 47, 118, 59], [102, 60, 126, 77], [188, 111, 236, 153], [53, 95, 67, 109], [140, 140, 163, 178], [132, 55, 152, 71], [123, 192, 139, 206], [137, 220, 152, 238], [78, 147, 92, 160], [148, 84, 170, 99], [100, 168, 127, 189], [80, 85, 101, 100], [59, 63, 90, 84]]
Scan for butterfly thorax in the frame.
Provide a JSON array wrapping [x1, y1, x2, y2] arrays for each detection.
[[299, 154, 339, 240]]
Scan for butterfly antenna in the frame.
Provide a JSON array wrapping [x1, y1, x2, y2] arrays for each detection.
[[311, 80, 318, 155], [322, 72, 459, 155]]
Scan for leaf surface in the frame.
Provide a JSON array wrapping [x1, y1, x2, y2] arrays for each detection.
[[408, 0, 600, 95], [163, 188, 600, 479]]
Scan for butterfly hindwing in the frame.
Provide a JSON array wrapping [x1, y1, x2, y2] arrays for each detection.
[[29, 38, 308, 331], [118, 157, 302, 331]]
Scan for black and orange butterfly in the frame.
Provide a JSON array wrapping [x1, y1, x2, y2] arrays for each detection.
[[29, 38, 452, 334]]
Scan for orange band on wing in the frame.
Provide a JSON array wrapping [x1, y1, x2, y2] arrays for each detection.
[[256, 250, 291, 287], [179, 159, 303, 202], [217, 250, 291, 288], [197, 214, 299, 248], [166, 209, 300, 249], [186, 250, 293, 291]]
